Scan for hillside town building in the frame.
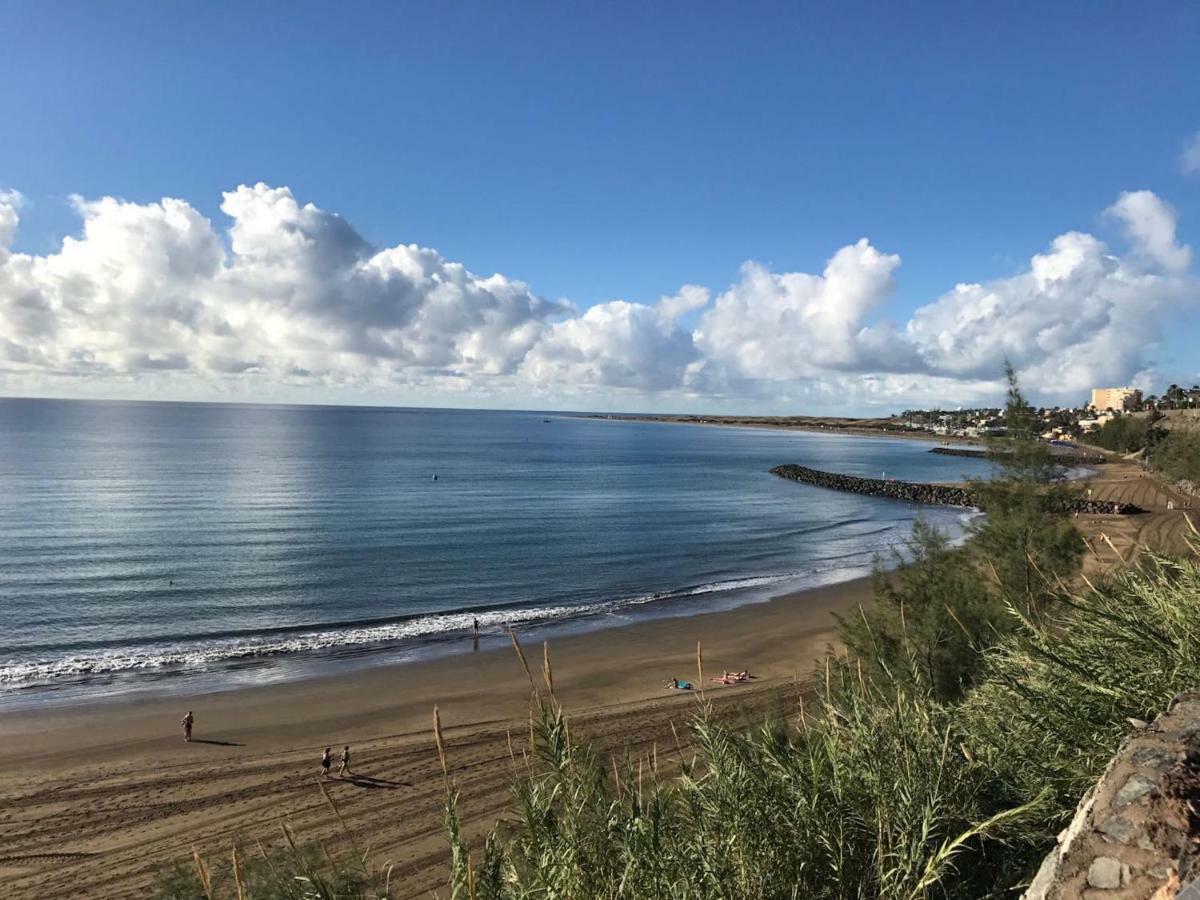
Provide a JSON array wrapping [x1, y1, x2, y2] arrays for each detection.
[[1090, 387, 1142, 411]]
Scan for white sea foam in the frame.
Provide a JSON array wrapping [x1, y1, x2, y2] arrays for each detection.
[[0, 571, 813, 688]]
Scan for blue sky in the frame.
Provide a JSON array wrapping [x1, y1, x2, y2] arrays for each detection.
[[1, 1, 1198, 412]]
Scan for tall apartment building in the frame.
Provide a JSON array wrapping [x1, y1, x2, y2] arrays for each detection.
[[1090, 387, 1142, 411]]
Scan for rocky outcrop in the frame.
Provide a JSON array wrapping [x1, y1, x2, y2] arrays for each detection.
[[1023, 691, 1200, 899], [929, 447, 1108, 466], [769, 464, 1143, 515]]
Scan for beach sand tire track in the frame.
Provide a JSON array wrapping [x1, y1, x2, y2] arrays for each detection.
[[0, 685, 788, 898]]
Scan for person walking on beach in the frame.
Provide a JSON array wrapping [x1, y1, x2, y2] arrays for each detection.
[[181, 710, 194, 743], [338, 745, 352, 777], [321, 747, 332, 778]]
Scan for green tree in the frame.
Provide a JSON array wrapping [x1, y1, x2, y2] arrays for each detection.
[[970, 363, 1083, 618], [1150, 428, 1200, 483], [1090, 414, 1160, 454], [838, 520, 1010, 703]]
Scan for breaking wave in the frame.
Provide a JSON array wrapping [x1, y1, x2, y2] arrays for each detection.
[[0, 569, 830, 689]]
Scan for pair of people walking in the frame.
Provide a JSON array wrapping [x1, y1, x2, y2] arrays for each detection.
[[321, 745, 352, 778]]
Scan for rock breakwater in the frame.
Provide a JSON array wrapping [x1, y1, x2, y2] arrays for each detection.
[[769, 464, 1142, 515]]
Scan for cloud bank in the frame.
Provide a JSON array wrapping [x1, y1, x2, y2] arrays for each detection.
[[0, 183, 1195, 410]]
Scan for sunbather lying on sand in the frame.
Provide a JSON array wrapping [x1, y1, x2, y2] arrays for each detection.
[[666, 677, 693, 690], [709, 670, 754, 685]]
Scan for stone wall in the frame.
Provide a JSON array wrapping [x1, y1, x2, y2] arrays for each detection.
[[1023, 691, 1200, 899]]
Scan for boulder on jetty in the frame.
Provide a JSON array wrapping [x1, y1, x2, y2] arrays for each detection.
[[769, 464, 1142, 515]]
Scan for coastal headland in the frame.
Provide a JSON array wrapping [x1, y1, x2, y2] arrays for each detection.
[[576, 412, 950, 441], [928, 446, 1108, 466], [0, 449, 1194, 899]]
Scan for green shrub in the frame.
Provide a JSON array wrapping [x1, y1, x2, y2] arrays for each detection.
[[1090, 415, 1160, 454], [1149, 428, 1200, 484], [449, 532, 1200, 899], [838, 520, 1011, 703]]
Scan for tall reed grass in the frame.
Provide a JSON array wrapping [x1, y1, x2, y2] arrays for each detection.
[[441, 531, 1200, 899]]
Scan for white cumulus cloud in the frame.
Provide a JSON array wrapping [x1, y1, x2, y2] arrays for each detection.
[[520, 287, 708, 392], [1106, 190, 1192, 272], [0, 184, 569, 386], [0, 183, 1195, 410], [694, 239, 916, 380]]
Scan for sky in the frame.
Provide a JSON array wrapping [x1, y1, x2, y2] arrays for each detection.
[[1, 1, 1198, 414]]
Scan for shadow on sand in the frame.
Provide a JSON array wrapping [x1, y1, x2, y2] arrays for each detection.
[[190, 739, 246, 747], [338, 773, 409, 790]]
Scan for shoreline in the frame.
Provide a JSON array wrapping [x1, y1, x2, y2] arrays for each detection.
[[567, 412, 975, 445], [0, 564, 879, 713], [0, 574, 870, 764]]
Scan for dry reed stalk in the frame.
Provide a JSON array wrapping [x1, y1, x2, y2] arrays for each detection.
[[669, 720, 686, 762], [433, 705, 449, 787], [280, 822, 300, 858], [1101, 532, 1128, 565], [508, 628, 536, 694], [317, 776, 362, 860], [255, 837, 283, 883], [191, 848, 213, 900], [318, 837, 339, 875], [542, 640, 555, 696], [943, 603, 972, 640], [231, 846, 246, 900]]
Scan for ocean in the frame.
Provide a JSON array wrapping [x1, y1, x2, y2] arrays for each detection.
[[0, 399, 992, 707]]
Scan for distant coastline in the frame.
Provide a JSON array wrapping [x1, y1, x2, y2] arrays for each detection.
[[571, 412, 973, 444]]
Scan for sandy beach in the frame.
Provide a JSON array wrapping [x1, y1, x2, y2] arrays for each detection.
[[0, 575, 869, 899], [1, 455, 1192, 899]]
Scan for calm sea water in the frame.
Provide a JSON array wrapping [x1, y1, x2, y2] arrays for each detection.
[[0, 399, 992, 707]]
